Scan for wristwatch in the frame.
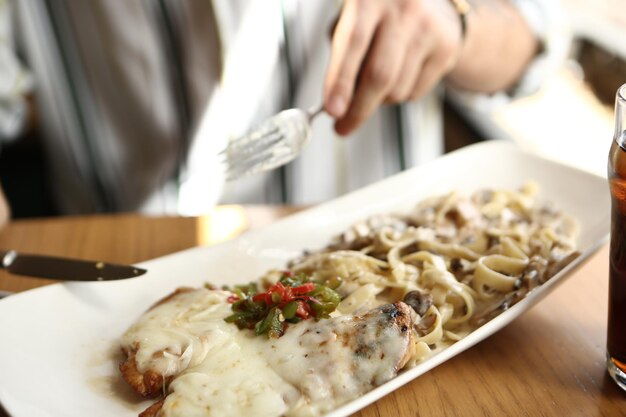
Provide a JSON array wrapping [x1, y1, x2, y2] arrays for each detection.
[[448, 0, 472, 39]]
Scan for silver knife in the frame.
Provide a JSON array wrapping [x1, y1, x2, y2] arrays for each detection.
[[0, 249, 147, 281]]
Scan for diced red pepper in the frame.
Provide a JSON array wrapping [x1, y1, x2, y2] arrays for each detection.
[[291, 283, 316, 295], [295, 300, 313, 319], [297, 295, 321, 305], [224, 273, 340, 338], [243, 278, 321, 320], [268, 282, 287, 299], [250, 281, 320, 308], [252, 292, 271, 304]]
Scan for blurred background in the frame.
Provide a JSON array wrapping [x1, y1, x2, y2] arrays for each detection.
[[446, 0, 623, 176], [0, 0, 624, 219]]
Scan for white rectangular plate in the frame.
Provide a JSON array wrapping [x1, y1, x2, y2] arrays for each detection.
[[0, 140, 610, 417]]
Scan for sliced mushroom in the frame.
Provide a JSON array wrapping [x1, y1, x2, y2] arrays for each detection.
[[403, 290, 434, 316]]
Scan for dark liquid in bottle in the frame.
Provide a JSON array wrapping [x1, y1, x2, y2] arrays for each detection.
[[608, 140, 626, 371]]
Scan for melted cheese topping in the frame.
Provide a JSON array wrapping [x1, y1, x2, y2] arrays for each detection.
[[121, 290, 233, 375], [121, 289, 299, 417], [260, 309, 410, 417], [162, 329, 300, 417], [120, 289, 410, 417]]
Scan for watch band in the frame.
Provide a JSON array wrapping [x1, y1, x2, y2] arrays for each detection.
[[448, 0, 472, 39]]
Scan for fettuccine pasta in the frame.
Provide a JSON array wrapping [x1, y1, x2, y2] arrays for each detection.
[[262, 182, 580, 363]]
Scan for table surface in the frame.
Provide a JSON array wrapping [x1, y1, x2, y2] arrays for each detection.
[[0, 205, 624, 417]]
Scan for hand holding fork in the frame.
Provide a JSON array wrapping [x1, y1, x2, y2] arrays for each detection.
[[220, 0, 470, 180]]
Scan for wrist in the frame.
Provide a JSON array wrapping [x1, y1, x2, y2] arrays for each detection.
[[444, 0, 472, 85]]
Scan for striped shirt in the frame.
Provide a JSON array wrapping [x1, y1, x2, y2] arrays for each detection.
[[2, 0, 569, 215]]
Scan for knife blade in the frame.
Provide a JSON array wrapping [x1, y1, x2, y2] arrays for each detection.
[[0, 250, 147, 281]]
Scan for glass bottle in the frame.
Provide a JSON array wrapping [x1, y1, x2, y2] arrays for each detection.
[[607, 82, 626, 391]]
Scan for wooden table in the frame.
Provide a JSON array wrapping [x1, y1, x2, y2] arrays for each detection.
[[0, 206, 624, 416]]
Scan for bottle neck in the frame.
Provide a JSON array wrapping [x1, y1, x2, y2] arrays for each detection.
[[615, 84, 626, 147]]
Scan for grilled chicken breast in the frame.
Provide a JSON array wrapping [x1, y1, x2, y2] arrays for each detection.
[[267, 301, 413, 417]]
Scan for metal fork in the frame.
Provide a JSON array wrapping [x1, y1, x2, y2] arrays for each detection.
[[219, 104, 324, 180]]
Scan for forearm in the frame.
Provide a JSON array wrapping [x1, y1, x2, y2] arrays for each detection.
[[446, 0, 539, 93]]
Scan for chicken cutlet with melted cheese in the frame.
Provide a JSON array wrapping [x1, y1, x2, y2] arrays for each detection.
[[119, 287, 413, 417]]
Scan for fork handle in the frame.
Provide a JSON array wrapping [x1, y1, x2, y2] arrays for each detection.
[[307, 104, 325, 121]]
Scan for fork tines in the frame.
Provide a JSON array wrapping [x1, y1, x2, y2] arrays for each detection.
[[219, 124, 288, 180]]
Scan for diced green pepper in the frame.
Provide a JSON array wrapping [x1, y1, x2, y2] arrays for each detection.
[[282, 300, 298, 319], [224, 271, 341, 338], [255, 306, 284, 338]]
